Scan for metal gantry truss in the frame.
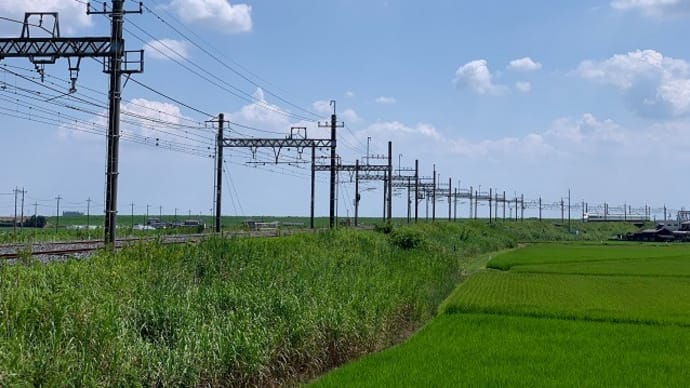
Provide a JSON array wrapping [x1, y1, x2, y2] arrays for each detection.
[[0, 2, 143, 246], [214, 111, 340, 230]]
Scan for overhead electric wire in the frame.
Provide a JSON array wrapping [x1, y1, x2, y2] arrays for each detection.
[[123, 21, 317, 124], [142, 2, 322, 121]]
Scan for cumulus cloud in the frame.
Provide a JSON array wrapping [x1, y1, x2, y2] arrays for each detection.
[[611, 0, 690, 17], [0, 1, 92, 35], [515, 82, 532, 93], [167, 0, 252, 33], [449, 133, 551, 159], [508, 57, 542, 72], [453, 59, 507, 95], [366, 121, 442, 141], [375, 96, 397, 105], [228, 88, 293, 132], [58, 98, 195, 147], [143, 39, 191, 60], [576, 49, 690, 117], [312, 100, 360, 123]]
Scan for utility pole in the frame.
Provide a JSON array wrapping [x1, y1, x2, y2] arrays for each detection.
[[494, 190, 498, 223], [431, 165, 437, 222], [503, 191, 506, 221], [214, 113, 225, 233], [454, 185, 458, 222], [310, 146, 316, 229], [515, 193, 518, 222], [318, 101, 343, 228], [474, 189, 482, 220], [13, 187, 18, 236], [55, 195, 62, 233], [414, 159, 419, 223], [20, 187, 25, 231], [354, 159, 360, 226], [86, 197, 92, 234], [387, 141, 393, 221], [382, 170, 387, 221], [0, 2, 143, 246], [130, 202, 135, 229], [568, 189, 571, 231], [33, 201, 38, 239], [469, 186, 473, 219], [521, 194, 524, 222], [407, 177, 411, 223], [489, 188, 493, 224], [539, 196, 542, 221], [146, 204, 150, 226], [561, 198, 564, 223], [448, 177, 452, 222], [99, 1, 144, 246]]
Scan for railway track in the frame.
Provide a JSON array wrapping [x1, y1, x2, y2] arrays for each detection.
[[0, 228, 294, 262], [0, 233, 207, 261]]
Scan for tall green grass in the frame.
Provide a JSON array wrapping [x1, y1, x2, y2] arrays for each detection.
[[0, 223, 518, 386]]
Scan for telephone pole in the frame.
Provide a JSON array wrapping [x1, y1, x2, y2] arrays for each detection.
[[13, 187, 18, 235], [20, 187, 26, 231], [86, 197, 92, 233], [318, 101, 344, 228], [130, 202, 135, 229], [387, 141, 393, 221], [432, 164, 436, 222], [212, 113, 225, 233], [55, 195, 62, 232]]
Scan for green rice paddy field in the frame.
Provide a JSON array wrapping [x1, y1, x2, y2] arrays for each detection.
[[312, 243, 690, 387]]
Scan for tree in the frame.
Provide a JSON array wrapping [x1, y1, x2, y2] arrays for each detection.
[[25, 215, 46, 228]]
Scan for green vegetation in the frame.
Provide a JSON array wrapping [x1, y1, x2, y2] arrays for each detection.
[[312, 243, 690, 387], [443, 271, 690, 325], [488, 243, 689, 270], [312, 313, 690, 387], [0, 223, 524, 386]]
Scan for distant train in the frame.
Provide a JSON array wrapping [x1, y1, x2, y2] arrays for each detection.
[[583, 213, 650, 223]]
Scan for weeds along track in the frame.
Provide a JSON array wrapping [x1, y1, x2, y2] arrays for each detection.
[[0, 228, 314, 263]]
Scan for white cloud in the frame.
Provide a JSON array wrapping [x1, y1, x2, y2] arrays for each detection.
[[375, 96, 397, 105], [508, 57, 542, 72], [611, 0, 690, 17], [57, 98, 195, 147], [167, 0, 252, 33], [143, 39, 191, 60], [345, 91, 355, 98], [515, 82, 532, 93], [449, 133, 551, 159], [576, 49, 690, 117], [229, 88, 293, 132], [312, 100, 360, 123], [0, 1, 92, 35], [366, 121, 442, 141], [453, 59, 507, 95]]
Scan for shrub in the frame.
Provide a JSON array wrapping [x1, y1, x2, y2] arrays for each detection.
[[374, 222, 393, 234], [390, 228, 425, 250]]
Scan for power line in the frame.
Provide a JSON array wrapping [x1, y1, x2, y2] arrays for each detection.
[[142, 2, 322, 121]]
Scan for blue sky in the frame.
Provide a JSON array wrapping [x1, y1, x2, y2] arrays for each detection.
[[1, 0, 689, 221]]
